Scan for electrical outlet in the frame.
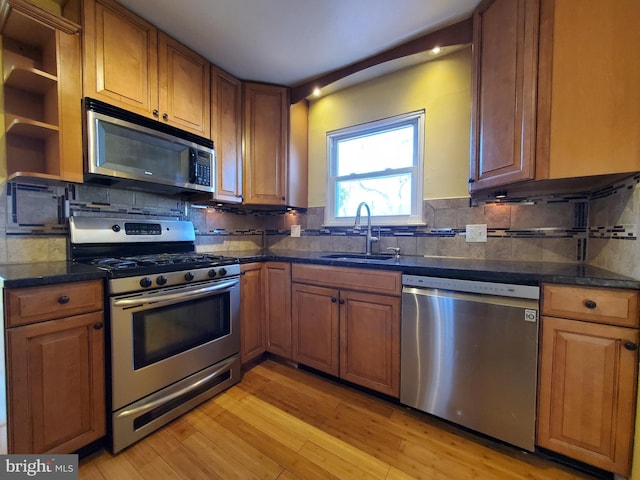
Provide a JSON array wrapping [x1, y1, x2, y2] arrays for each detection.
[[290, 225, 301, 237], [466, 224, 487, 243]]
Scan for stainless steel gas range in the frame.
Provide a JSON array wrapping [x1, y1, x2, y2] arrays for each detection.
[[69, 216, 241, 453]]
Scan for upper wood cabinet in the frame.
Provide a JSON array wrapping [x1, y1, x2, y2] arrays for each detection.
[[470, 0, 640, 194], [211, 65, 243, 203], [1, 0, 83, 183], [243, 82, 289, 206], [470, 0, 538, 191], [82, 0, 210, 138], [288, 100, 309, 209]]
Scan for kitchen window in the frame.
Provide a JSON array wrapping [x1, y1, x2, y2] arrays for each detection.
[[326, 110, 424, 226]]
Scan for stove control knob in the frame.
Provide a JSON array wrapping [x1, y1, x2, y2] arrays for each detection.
[[184, 272, 194, 282], [156, 275, 168, 286], [208, 269, 217, 278], [218, 268, 227, 277], [140, 277, 152, 288], [112, 224, 121, 232]]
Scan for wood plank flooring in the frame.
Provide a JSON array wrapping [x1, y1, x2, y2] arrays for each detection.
[[79, 360, 597, 479]]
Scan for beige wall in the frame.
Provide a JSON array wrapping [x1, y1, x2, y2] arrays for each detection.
[[307, 47, 472, 208]]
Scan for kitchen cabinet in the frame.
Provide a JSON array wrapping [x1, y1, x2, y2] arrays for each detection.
[[538, 284, 639, 476], [288, 100, 309, 209], [243, 82, 289, 206], [264, 262, 292, 359], [291, 264, 401, 397], [470, 0, 640, 194], [83, 0, 210, 138], [240, 263, 265, 364], [4, 280, 105, 454], [211, 65, 243, 204], [1, 0, 83, 183]]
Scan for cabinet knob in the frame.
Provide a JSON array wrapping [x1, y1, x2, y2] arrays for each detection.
[[93, 322, 104, 330], [58, 295, 70, 304], [153, 109, 159, 117], [584, 300, 597, 309], [468, 178, 475, 184], [624, 341, 638, 351], [162, 113, 168, 121], [331, 297, 337, 303], [339, 299, 345, 305]]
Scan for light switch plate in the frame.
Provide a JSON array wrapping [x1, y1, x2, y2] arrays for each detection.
[[290, 225, 301, 237], [466, 224, 487, 243]]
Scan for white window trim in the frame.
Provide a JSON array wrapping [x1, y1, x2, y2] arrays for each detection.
[[325, 110, 425, 227]]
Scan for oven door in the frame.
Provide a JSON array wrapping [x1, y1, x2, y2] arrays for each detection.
[[110, 277, 240, 411]]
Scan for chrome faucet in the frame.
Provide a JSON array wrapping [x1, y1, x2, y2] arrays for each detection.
[[354, 202, 378, 255]]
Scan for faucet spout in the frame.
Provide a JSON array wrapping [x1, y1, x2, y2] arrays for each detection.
[[354, 202, 378, 255]]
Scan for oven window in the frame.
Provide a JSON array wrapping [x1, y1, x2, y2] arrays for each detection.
[[132, 293, 230, 369]]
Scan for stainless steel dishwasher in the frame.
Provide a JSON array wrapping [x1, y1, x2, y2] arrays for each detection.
[[401, 275, 540, 451]]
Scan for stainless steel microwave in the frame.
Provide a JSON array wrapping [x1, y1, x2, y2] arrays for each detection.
[[84, 98, 214, 194]]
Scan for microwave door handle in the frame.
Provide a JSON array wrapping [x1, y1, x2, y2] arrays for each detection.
[[189, 148, 198, 183], [113, 279, 238, 307]]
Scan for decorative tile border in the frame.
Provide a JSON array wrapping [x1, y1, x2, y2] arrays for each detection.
[[589, 225, 637, 240]]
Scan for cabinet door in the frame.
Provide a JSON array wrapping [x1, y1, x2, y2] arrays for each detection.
[[243, 82, 289, 205], [240, 263, 265, 364], [469, 0, 539, 191], [82, 0, 158, 117], [158, 33, 210, 138], [537, 316, 638, 476], [264, 262, 292, 359], [212, 65, 243, 203], [292, 283, 339, 376], [536, 0, 640, 179], [7, 311, 105, 454], [339, 290, 400, 397]]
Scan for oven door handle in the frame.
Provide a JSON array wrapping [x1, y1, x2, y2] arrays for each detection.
[[113, 279, 238, 307], [114, 355, 237, 420]]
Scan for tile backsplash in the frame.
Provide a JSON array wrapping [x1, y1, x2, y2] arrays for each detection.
[[1, 174, 638, 279]]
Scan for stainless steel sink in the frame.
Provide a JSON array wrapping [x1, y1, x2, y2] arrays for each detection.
[[320, 253, 395, 261]]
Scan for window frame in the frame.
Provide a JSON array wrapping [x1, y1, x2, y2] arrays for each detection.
[[325, 110, 425, 226]]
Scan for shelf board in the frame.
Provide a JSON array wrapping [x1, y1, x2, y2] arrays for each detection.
[[4, 65, 57, 93], [0, 0, 80, 37], [5, 114, 58, 139], [7, 171, 65, 184]]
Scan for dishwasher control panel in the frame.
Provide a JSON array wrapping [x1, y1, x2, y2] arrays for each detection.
[[402, 275, 540, 300]]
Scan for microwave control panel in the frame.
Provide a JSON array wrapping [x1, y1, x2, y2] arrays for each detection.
[[189, 148, 212, 187]]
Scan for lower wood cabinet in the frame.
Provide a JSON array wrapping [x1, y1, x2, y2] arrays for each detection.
[[240, 262, 291, 364], [264, 262, 292, 359], [538, 284, 640, 476], [5, 280, 105, 454], [291, 264, 401, 397], [240, 263, 265, 364]]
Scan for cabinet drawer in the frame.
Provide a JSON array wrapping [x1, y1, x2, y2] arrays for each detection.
[[292, 264, 401, 296], [6, 280, 104, 327], [542, 284, 639, 327]]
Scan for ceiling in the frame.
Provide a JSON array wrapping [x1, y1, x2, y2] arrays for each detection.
[[116, 0, 481, 87]]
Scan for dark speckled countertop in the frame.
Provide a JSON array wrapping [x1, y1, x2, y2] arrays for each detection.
[[0, 250, 638, 290], [228, 249, 640, 290], [0, 262, 107, 289]]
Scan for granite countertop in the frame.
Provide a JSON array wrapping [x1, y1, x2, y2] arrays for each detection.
[[0, 262, 107, 289], [0, 250, 638, 290], [228, 249, 640, 290]]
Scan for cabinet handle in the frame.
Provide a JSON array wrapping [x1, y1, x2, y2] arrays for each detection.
[[339, 299, 345, 305], [162, 113, 168, 121], [153, 109, 159, 117], [624, 341, 638, 351], [331, 297, 337, 303], [468, 178, 475, 184], [58, 295, 70, 304], [584, 300, 597, 309], [93, 322, 104, 330]]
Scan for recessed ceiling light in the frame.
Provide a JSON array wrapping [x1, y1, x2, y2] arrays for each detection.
[[312, 87, 321, 96], [431, 46, 442, 55]]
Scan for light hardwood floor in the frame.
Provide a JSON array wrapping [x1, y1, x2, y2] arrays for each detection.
[[79, 360, 596, 479]]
